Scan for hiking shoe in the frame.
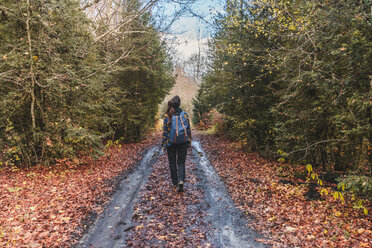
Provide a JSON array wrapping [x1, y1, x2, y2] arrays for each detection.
[[178, 181, 184, 192]]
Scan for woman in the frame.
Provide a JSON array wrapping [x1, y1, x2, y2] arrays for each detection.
[[162, 96, 192, 192]]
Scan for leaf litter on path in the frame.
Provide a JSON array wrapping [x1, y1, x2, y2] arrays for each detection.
[[77, 146, 161, 248], [0, 140, 155, 248], [126, 140, 265, 248], [198, 134, 371, 248], [126, 150, 214, 247]]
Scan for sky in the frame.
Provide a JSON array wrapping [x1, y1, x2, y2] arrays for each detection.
[[154, 0, 224, 60]]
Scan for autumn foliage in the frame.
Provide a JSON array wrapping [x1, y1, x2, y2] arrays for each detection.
[[199, 134, 371, 247], [126, 151, 213, 247], [0, 140, 154, 247]]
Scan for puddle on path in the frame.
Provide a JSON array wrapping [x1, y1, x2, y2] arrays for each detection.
[[192, 141, 267, 248]]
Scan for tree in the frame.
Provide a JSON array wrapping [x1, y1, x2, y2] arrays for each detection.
[[0, 0, 174, 166], [194, 0, 278, 153], [0, 0, 103, 166], [93, 0, 174, 141], [195, 0, 371, 171]]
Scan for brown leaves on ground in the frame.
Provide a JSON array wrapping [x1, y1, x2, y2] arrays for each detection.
[[126, 150, 213, 248], [0, 140, 154, 248], [199, 134, 371, 248]]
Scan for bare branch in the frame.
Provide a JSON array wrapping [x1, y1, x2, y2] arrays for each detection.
[[287, 138, 346, 156], [93, 0, 157, 43], [83, 45, 136, 79]]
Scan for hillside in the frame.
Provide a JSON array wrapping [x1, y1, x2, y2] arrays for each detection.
[[160, 69, 199, 116]]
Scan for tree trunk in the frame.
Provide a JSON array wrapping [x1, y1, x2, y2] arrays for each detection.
[[26, 0, 38, 165], [26, 0, 36, 132]]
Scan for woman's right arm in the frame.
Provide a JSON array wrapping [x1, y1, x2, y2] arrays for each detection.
[[162, 115, 170, 150]]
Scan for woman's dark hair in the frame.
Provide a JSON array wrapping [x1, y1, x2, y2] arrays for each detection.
[[165, 100, 174, 119], [170, 95, 180, 109], [165, 96, 181, 121]]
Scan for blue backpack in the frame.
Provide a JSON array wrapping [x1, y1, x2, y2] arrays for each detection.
[[170, 111, 189, 144]]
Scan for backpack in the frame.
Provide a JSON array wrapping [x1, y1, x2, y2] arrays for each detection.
[[169, 111, 189, 144]]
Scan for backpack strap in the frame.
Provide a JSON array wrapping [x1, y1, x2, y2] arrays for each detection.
[[176, 116, 179, 137], [179, 114, 187, 141]]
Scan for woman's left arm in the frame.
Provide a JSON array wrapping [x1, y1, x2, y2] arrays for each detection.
[[185, 113, 192, 143]]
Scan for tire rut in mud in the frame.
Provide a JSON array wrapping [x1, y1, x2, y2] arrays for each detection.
[[78, 141, 268, 248], [77, 146, 161, 248], [192, 141, 268, 248]]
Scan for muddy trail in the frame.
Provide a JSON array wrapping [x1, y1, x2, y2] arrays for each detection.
[[77, 140, 267, 248]]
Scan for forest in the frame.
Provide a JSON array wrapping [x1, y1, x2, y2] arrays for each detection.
[[0, 0, 371, 247], [0, 0, 174, 167], [193, 0, 371, 182]]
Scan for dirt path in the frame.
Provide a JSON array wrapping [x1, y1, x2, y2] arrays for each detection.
[[77, 140, 266, 248], [192, 141, 266, 248], [77, 147, 161, 248]]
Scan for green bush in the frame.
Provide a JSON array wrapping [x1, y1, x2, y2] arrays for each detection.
[[338, 175, 372, 200]]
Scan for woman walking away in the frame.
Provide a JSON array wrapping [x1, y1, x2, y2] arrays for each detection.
[[162, 96, 192, 192]]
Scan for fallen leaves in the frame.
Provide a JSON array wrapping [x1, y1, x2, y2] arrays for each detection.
[[126, 151, 214, 247], [0, 140, 154, 247], [199, 134, 372, 248], [2, 132, 369, 247]]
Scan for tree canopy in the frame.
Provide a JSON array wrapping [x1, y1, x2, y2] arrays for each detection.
[[194, 0, 371, 173], [0, 0, 174, 166]]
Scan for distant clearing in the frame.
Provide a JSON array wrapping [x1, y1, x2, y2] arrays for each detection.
[[160, 69, 199, 116]]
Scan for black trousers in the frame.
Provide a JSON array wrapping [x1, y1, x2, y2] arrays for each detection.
[[166, 143, 188, 186]]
